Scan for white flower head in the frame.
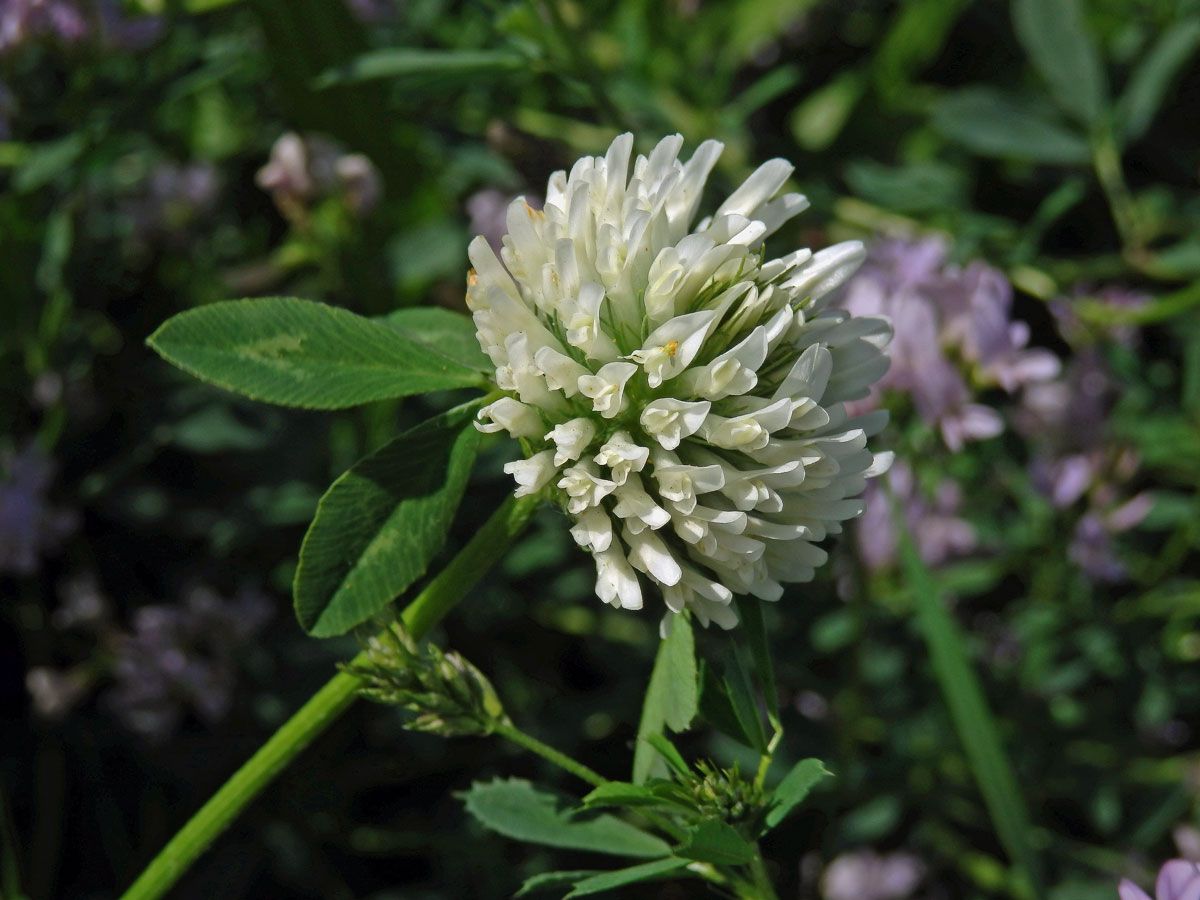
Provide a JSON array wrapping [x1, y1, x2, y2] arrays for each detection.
[[467, 134, 892, 631]]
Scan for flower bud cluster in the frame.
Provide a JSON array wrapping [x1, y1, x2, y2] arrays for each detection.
[[467, 134, 892, 630], [348, 624, 509, 738]]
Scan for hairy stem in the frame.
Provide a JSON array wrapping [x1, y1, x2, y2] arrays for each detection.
[[118, 492, 542, 900]]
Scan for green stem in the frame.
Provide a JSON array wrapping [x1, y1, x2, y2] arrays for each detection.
[[118, 493, 542, 900], [492, 722, 607, 788], [747, 845, 780, 900], [1092, 130, 1144, 256]]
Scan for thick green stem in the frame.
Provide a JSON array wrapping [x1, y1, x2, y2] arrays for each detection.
[[118, 493, 542, 900]]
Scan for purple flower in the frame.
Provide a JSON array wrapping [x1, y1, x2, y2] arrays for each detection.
[[0, 443, 78, 575], [835, 237, 1057, 450], [104, 586, 272, 739], [1119, 860, 1200, 900], [855, 461, 976, 572], [1, 0, 88, 52], [821, 850, 924, 900]]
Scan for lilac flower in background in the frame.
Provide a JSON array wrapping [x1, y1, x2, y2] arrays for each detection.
[[1052, 284, 1151, 348], [821, 849, 925, 900], [95, 0, 161, 49], [0, 0, 88, 52], [1017, 340, 1151, 582], [27, 577, 274, 738], [1119, 860, 1200, 900], [342, 0, 395, 23], [257, 131, 381, 219], [855, 460, 976, 572], [104, 585, 272, 739], [0, 443, 79, 575], [121, 160, 220, 249], [466, 188, 513, 253], [835, 236, 1058, 450]]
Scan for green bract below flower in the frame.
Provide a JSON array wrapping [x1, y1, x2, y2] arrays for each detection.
[[467, 133, 893, 631]]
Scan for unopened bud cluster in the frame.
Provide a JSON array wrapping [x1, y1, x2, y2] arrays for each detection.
[[347, 624, 508, 738]]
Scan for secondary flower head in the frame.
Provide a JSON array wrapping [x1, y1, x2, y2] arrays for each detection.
[[467, 133, 892, 631], [1119, 860, 1200, 900]]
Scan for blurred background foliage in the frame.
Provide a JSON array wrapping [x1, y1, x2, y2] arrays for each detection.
[[2, 0, 1199, 898]]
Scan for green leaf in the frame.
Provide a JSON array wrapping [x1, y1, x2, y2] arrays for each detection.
[[632, 616, 698, 784], [1012, 0, 1107, 127], [673, 820, 756, 866], [582, 781, 689, 811], [788, 70, 864, 152], [314, 48, 526, 89], [378, 306, 491, 374], [722, 638, 769, 754], [843, 159, 969, 214], [1116, 18, 1200, 144], [931, 88, 1091, 165], [514, 871, 600, 897], [563, 858, 691, 898], [764, 759, 830, 831], [147, 298, 487, 410], [460, 779, 671, 859], [891, 493, 1043, 894], [698, 661, 759, 749], [644, 734, 691, 780], [735, 597, 779, 723], [14, 134, 85, 193], [293, 402, 482, 636]]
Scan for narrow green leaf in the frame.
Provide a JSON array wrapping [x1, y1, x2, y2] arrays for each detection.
[[293, 402, 482, 636], [673, 820, 756, 866], [514, 871, 599, 897], [931, 88, 1091, 165], [14, 134, 84, 193], [764, 759, 830, 831], [378, 306, 491, 373], [460, 779, 671, 859], [1012, 0, 1107, 126], [582, 781, 689, 811], [891, 493, 1042, 896], [735, 597, 779, 723], [147, 298, 486, 410], [723, 638, 769, 753], [314, 48, 526, 89], [632, 616, 697, 783], [563, 858, 691, 898], [1115, 19, 1200, 143], [644, 734, 691, 780], [698, 661, 759, 749]]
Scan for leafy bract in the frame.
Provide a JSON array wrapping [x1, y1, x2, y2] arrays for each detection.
[[460, 779, 671, 859], [632, 616, 698, 783], [764, 759, 830, 831], [293, 402, 482, 636], [147, 297, 486, 409]]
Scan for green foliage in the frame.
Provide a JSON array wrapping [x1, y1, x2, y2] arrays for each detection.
[[1114, 18, 1200, 143], [632, 616, 698, 783], [314, 48, 529, 89], [931, 88, 1092, 164], [562, 858, 692, 898], [1012, 0, 1108, 127], [764, 759, 831, 831], [293, 401, 482, 636], [459, 779, 671, 859], [377, 307, 492, 373], [147, 298, 487, 409], [673, 819, 756, 865]]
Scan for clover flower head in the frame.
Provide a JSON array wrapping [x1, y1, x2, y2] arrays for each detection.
[[467, 133, 892, 632]]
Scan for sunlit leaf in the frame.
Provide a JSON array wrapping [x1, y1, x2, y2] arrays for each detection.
[[147, 298, 487, 409]]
